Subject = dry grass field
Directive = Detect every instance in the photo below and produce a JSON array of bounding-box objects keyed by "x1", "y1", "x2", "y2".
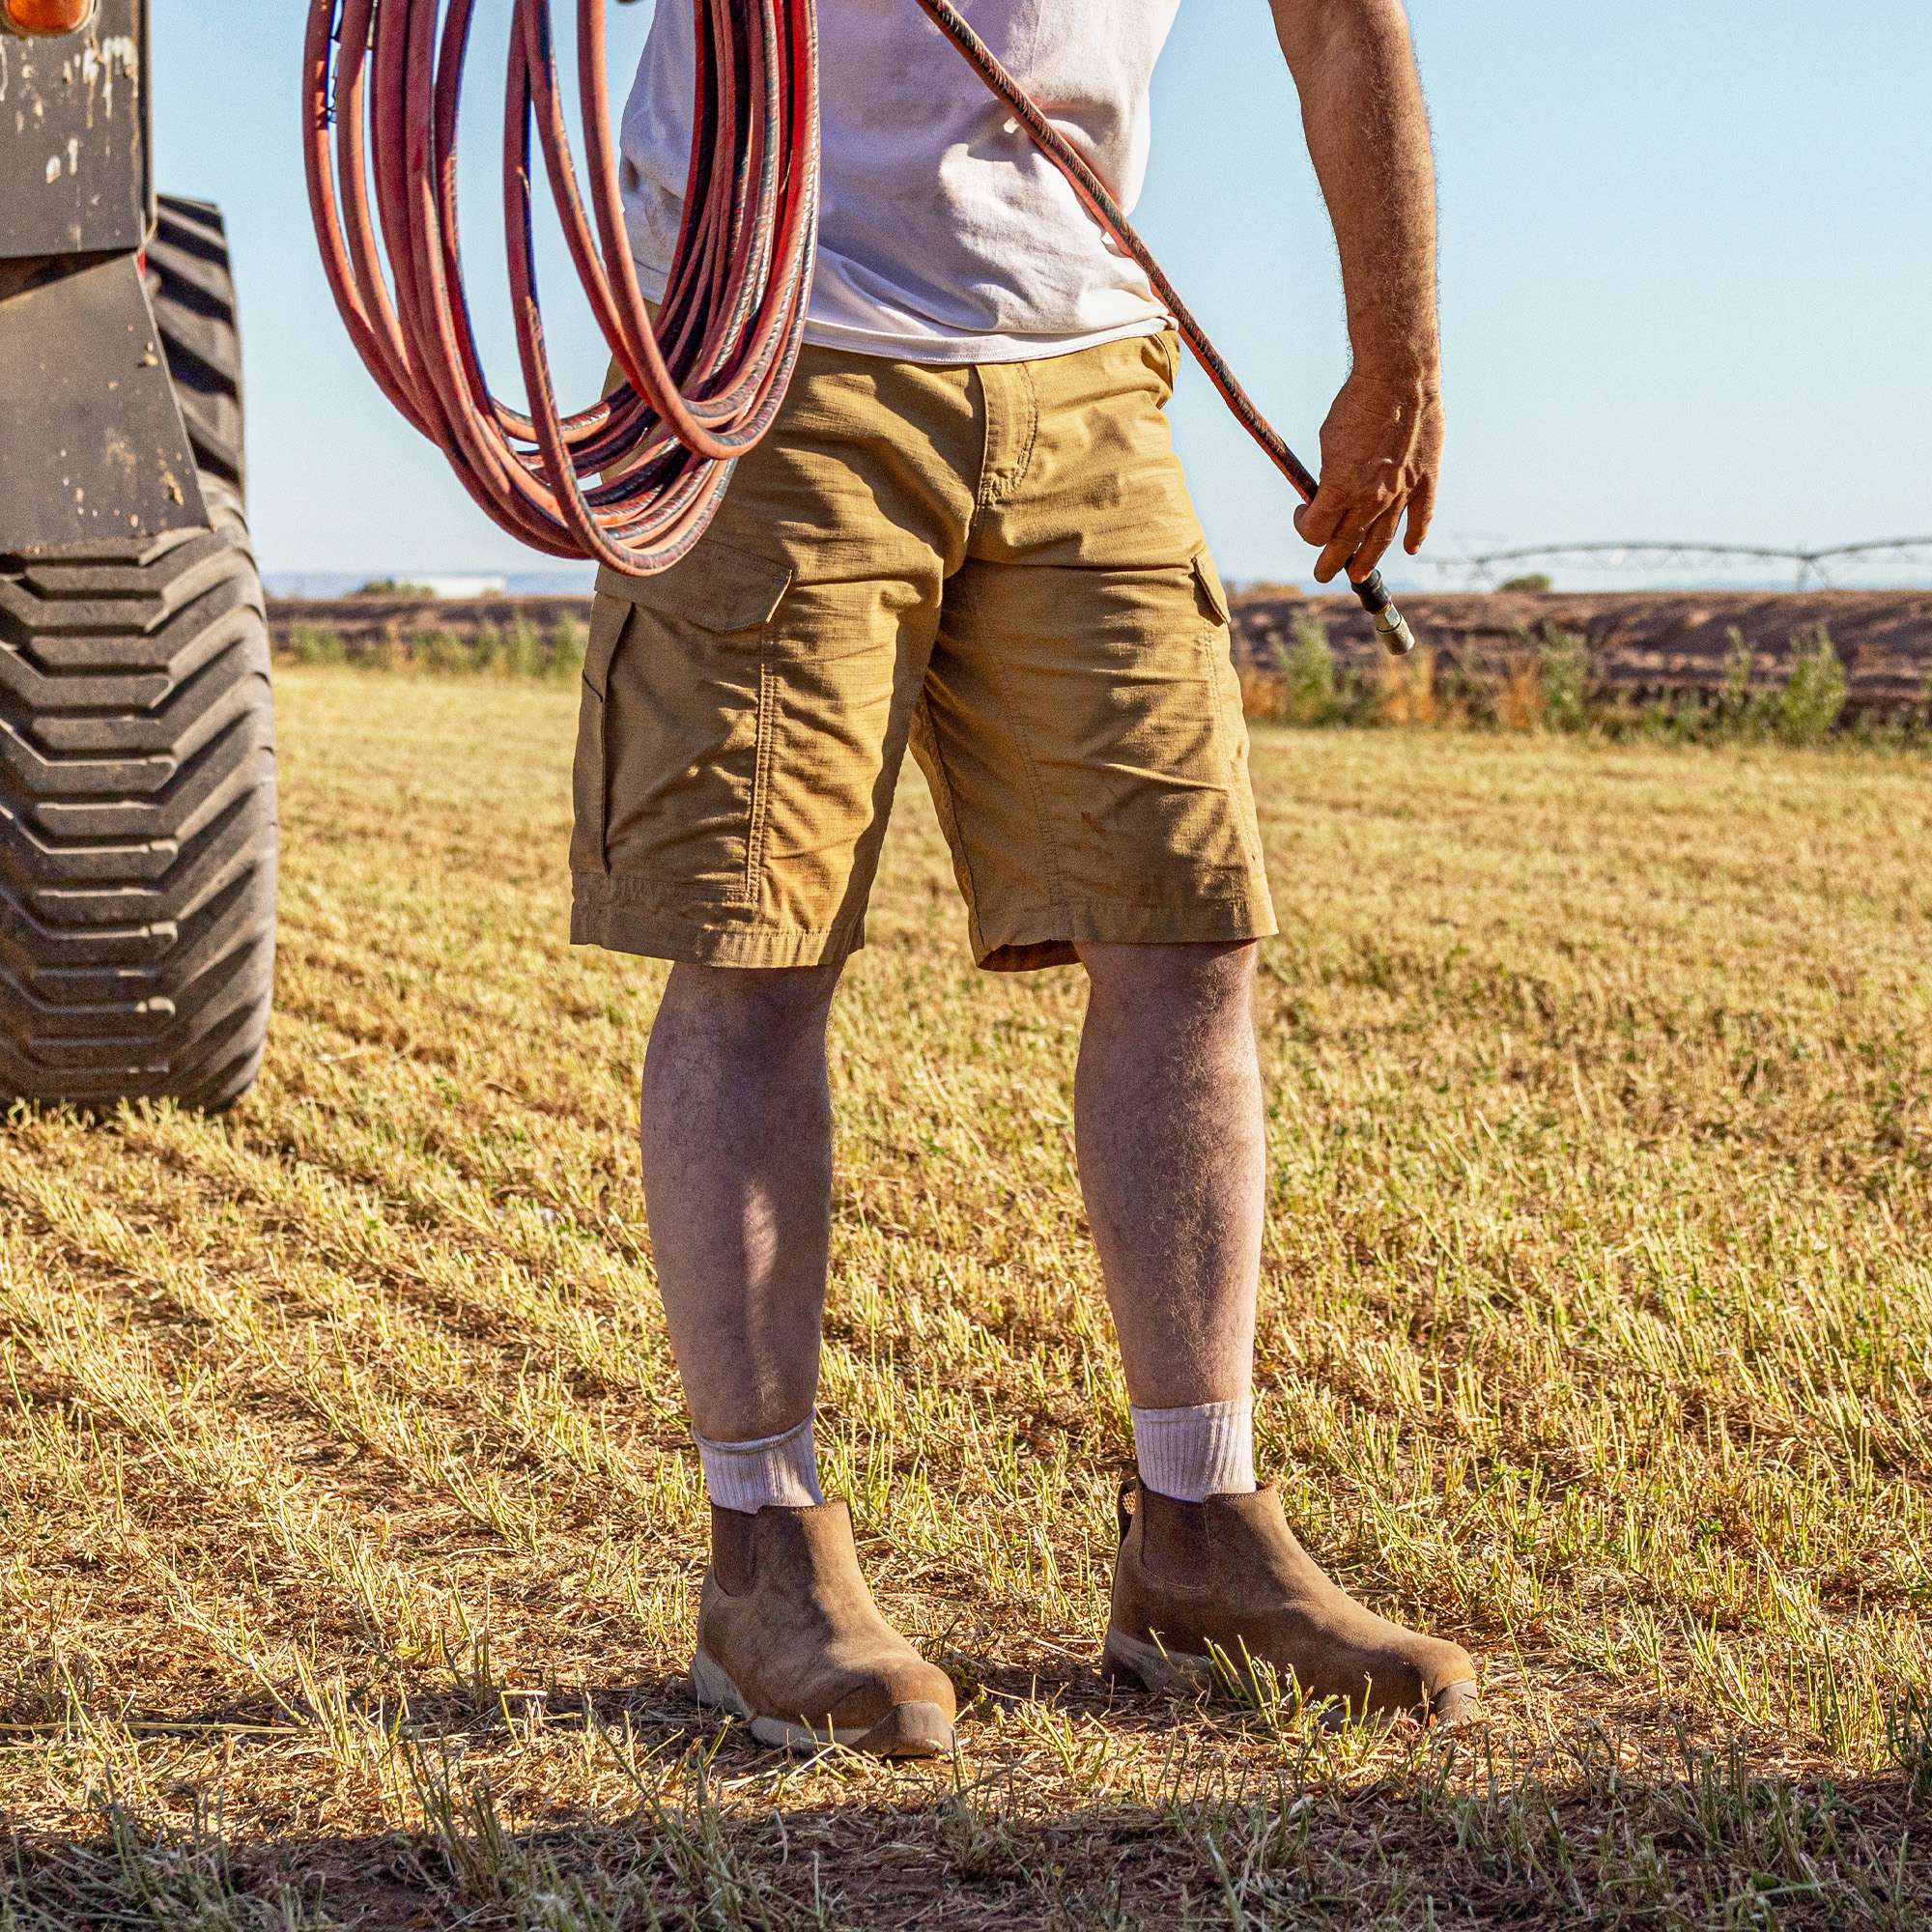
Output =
[{"x1": 5, "y1": 669, "x2": 1930, "y2": 1929}]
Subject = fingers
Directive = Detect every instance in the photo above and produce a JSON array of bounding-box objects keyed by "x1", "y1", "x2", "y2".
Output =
[
  {"x1": 1404, "y1": 471, "x2": 1438, "y2": 554},
  {"x1": 1297, "y1": 470, "x2": 1439, "y2": 582},
  {"x1": 1347, "y1": 497, "x2": 1406, "y2": 582},
  {"x1": 1300, "y1": 479, "x2": 1397, "y2": 582},
  {"x1": 1295, "y1": 480, "x2": 1375, "y2": 582},
  {"x1": 1291, "y1": 498, "x2": 1352, "y2": 580}
]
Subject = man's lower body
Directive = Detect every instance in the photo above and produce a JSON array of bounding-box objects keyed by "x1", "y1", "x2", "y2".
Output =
[{"x1": 571, "y1": 328, "x2": 1477, "y2": 1752}]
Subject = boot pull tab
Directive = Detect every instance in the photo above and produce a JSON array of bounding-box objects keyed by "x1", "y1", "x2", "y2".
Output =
[{"x1": 1115, "y1": 1470, "x2": 1140, "y2": 1546}]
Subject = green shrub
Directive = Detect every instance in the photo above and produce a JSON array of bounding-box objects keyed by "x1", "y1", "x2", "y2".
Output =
[
  {"x1": 1773, "y1": 626, "x2": 1848, "y2": 747},
  {"x1": 1665, "y1": 691, "x2": 1713, "y2": 742},
  {"x1": 1275, "y1": 612, "x2": 1342, "y2": 726},
  {"x1": 1722, "y1": 631, "x2": 1753, "y2": 701},
  {"x1": 414, "y1": 628, "x2": 469, "y2": 674},
  {"x1": 288, "y1": 624, "x2": 346, "y2": 667},
  {"x1": 500, "y1": 619, "x2": 542, "y2": 678},
  {"x1": 544, "y1": 619, "x2": 588, "y2": 680},
  {"x1": 1536, "y1": 625, "x2": 1590, "y2": 732}
]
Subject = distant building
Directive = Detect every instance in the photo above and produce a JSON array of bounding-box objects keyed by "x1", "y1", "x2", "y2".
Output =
[{"x1": 411, "y1": 575, "x2": 508, "y2": 601}]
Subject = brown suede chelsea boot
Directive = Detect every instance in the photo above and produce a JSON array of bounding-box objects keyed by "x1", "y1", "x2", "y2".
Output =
[
  {"x1": 689, "y1": 1499, "x2": 957, "y2": 1756},
  {"x1": 1104, "y1": 1480, "x2": 1479, "y2": 1727}
]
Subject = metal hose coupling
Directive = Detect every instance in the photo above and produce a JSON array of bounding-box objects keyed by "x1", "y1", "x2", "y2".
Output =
[{"x1": 1352, "y1": 570, "x2": 1417, "y2": 657}]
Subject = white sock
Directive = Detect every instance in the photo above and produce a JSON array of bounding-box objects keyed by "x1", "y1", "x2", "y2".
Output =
[
  {"x1": 694, "y1": 1413, "x2": 825, "y2": 1514},
  {"x1": 1131, "y1": 1396, "x2": 1257, "y2": 1504}
]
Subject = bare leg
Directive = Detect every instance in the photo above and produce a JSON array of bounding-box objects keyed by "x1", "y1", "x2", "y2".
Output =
[
  {"x1": 639, "y1": 960, "x2": 843, "y2": 1441},
  {"x1": 646, "y1": 959, "x2": 959, "y2": 1756},
  {"x1": 1081, "y1": 940, "x2": 1480, "y2": 1721},
  {"x1": 1074, "y1": 940, "x2": 1264, "y2": 1408}
]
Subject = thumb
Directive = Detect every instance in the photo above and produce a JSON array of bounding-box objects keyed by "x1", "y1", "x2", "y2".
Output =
[{"x1": 1294, "y1": 480, "x2": 1346, "y2": 548}]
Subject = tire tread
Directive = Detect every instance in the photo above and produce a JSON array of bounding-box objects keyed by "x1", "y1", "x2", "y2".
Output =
[{"x1": 1, "y1": 199, "x2": 274, "y2": 1112}]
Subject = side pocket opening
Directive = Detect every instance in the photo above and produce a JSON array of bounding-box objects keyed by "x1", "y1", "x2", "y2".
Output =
[
  {"x1": 582, "y1": 591, "x2": 631, "y2": 701},
  {"x1": 593, "y1": 536, "x2": 793, "y2": 635},
  {"x1": 571, "y1": 600, "x2": 632, "y2": 875},
  {"x1": 1189, "y1": 548, "x2": 1232, "y2": 631}
]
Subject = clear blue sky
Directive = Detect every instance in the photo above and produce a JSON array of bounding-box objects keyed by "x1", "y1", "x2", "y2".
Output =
[{"x1": 151, "y1": 1, "x2": 1930, "y2": 588}]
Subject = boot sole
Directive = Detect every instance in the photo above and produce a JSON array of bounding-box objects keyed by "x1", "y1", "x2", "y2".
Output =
[
  {"x1": 1102, "y1": 1626, "x2": 1480, "y2": 1729},
  {"x1": 688, "y1": 1648, "x2": 955, "y2": 1757}
]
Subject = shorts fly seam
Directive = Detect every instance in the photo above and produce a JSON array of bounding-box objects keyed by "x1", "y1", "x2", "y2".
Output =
[
  {"x1": 1009, "y1": 359, "x2": 1042, "y2": 497},
  {"x1": 970, "y1": 365, "x2": 998, "y2": 513},
  {"x1": 972, "y1": 359, "x2": 1040, "y2": 512}
]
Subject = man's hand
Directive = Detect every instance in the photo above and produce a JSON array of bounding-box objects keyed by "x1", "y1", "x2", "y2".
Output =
[{"x1": 1293, "y1": 366, "x2": 1443, "y2": 583}]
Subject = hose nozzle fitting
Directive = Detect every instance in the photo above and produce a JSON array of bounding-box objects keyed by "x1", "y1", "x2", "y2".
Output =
[{"x1": 1352, "y1": 569, "x2": 1417, "y2": 657}]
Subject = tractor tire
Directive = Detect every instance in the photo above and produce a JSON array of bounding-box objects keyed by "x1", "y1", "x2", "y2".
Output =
[
  {"x1": 0, "y1": 198, "x2": 276, "y2": 1113},
  {"x1": 148, "y1": 196, "x2": 247, "y2": 505}
]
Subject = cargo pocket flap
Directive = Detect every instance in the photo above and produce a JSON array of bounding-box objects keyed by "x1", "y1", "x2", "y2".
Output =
[
  {"x1": 1189, "y1": 550, "x2": 1232, "y2": 629},
  {"x1": 594, "y1": 538, "x2": 794, "y2": 634}
]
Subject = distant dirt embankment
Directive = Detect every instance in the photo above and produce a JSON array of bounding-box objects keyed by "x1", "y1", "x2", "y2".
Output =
[
  {"x1": 266, "y1": 587, "x2": 1932, "y2": 710},
  {"x1": 1234, "y1": 588, "x2": 1932, "y2": 711},
  {"x1": 270, "y1": 593, "x2": 592, "y2": 646}
]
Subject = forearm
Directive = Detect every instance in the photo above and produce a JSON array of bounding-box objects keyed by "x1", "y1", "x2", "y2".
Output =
[{"x1": 1270, "y1": 0, "x2": 1438, "y2": 383}]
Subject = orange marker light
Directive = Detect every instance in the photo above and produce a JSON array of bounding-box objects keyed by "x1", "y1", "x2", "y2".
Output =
[{"x1": 3, "y1": 0, "x2": 95, "y2": 34}]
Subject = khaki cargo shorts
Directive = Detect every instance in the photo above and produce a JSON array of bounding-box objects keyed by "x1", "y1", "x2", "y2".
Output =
[{"x1": 570, "y1": 327, "x2": 1277, "y2": 972}]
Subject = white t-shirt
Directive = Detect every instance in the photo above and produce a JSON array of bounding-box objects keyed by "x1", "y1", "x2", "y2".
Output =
[{"x1": 619, "y1": 0, "x2": 1180, "y2": 364}]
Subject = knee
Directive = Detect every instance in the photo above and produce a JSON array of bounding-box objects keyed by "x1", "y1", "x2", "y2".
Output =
[
  {"x1": 659, "y1": 960, "x2": 843, "y2": 1046},
  {"x1": 1079, "y1": 940, "x2": 1257, "y2": 1026}
]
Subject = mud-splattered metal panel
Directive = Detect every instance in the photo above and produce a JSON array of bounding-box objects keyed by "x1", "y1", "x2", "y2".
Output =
[
  {"x1": 0, "y1": 251, "x2": 207, "y2": 550},
  {"x1": 0, "y1": 0, "x2": 149, "y2": 260}
]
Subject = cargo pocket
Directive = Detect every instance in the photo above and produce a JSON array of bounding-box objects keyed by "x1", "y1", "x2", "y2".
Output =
[{"x1": 578, "y1": 539, "x2": 794, "y2": 904}]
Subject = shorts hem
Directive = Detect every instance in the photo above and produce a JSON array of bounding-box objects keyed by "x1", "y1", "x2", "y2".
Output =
[
  {"x1": 973, "y1": 895, "x2": 1279, "y2": 973},
  {"x1": 572, "y1": 887, "x2": 867, "y2": 969}
]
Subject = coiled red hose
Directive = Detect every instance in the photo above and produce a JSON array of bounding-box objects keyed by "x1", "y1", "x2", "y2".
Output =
[
  {"x1": 303, "y1": 0, "x2": 1414, "y2": 646},
  {"x1": 302, "y1": 0, "x2": 818, "y2": 573}
]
